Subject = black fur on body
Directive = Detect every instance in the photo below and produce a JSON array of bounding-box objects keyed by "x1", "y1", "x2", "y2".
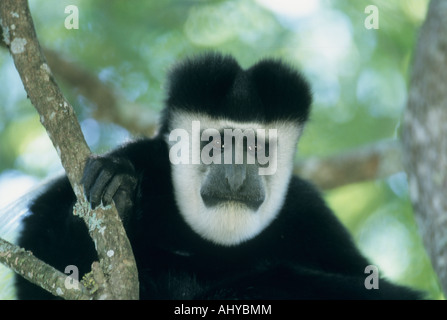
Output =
[{"x1": 16, "y1": 53, "x2": 421, "y2": 299}]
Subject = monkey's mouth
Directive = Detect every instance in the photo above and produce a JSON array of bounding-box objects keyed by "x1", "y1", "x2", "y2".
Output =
[{"x1": 200, "y1": 193, "x2": 264, "y2": 211}]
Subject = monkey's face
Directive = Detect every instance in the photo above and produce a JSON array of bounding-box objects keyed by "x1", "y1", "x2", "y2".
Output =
[{"x1": 165, "y1": 111, "x2": 303, "y2": 246}]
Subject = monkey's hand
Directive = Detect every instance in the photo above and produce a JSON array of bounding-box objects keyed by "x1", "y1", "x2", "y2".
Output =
[{"x1": 82, "y1": 155, "x2": 138, "y2": 222}]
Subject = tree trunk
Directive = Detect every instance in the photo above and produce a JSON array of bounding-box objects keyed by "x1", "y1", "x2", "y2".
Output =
[{"x1": 402, "y1": 0, "x2": 447, "y2": 296}]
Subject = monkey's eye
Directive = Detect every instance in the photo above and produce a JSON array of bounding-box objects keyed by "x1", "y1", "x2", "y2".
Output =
[
  {"x1": 248, "y1": 144, "x2": 257, "y2": 154},
  {"x1": 247, "y1": 144, "x2": 258, "y2": 157},
  {"x1": 214, "y1": 139, "x2": 225, "y2": 150},
  {"x1": 248, "y1": 141, "x2": 264, "y2": 155}
]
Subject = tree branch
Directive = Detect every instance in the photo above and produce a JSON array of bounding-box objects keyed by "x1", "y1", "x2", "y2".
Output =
[
  {"x1": 0, "y1": 0, "x2": 138, "y2": 299},
  {"x1": 295, "y1": 139, "x2": 402, "y2": 190},
  {"x1": 0, "y1": 238, "x2": 90, "y2": 299}
]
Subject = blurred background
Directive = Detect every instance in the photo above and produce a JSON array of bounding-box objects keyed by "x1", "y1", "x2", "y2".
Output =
[{"x1": 0, "y1": 0, "x2": 443, "y2": 299}]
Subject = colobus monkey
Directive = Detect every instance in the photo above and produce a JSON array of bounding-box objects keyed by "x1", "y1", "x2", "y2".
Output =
[{"x1": 15, "y1": 53, "x2": 421, "y2": 299}]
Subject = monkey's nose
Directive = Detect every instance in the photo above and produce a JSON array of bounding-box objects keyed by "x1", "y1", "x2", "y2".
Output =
[{"x1": 224, "y1": 164, "x2": 247, "y2": 192}]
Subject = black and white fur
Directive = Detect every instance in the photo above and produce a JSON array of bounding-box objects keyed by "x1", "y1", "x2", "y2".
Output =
[{"x1": 15, "y1": 53, "x2": 421, "y2": 299}]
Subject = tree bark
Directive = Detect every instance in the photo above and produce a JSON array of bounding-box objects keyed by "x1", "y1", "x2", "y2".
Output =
[
  {"x1": 0, "y1": 0, "x2": 138, "y2": 299},
  {"x1": 0, "y1": 238, "x2": 91, "y2": 299},
  {"x1": 402, "y1": 0, "x2": 447, "y2": 296}
]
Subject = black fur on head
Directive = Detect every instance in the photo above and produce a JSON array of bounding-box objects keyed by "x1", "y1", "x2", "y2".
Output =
[{"x1": 160, "y1": 52, "x2": 312, "y2": 133}]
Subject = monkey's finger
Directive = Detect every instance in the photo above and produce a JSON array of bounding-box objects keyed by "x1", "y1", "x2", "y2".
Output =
[
  {"x1": 82, "y1": 158, "x2": 104, "y2": 196},
  {"x1": 89, "y1": 169, "x2": 114, "y2": 208},
  {"x1": 102, "y1": 175, "x2": 123, "y2": 206}
]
